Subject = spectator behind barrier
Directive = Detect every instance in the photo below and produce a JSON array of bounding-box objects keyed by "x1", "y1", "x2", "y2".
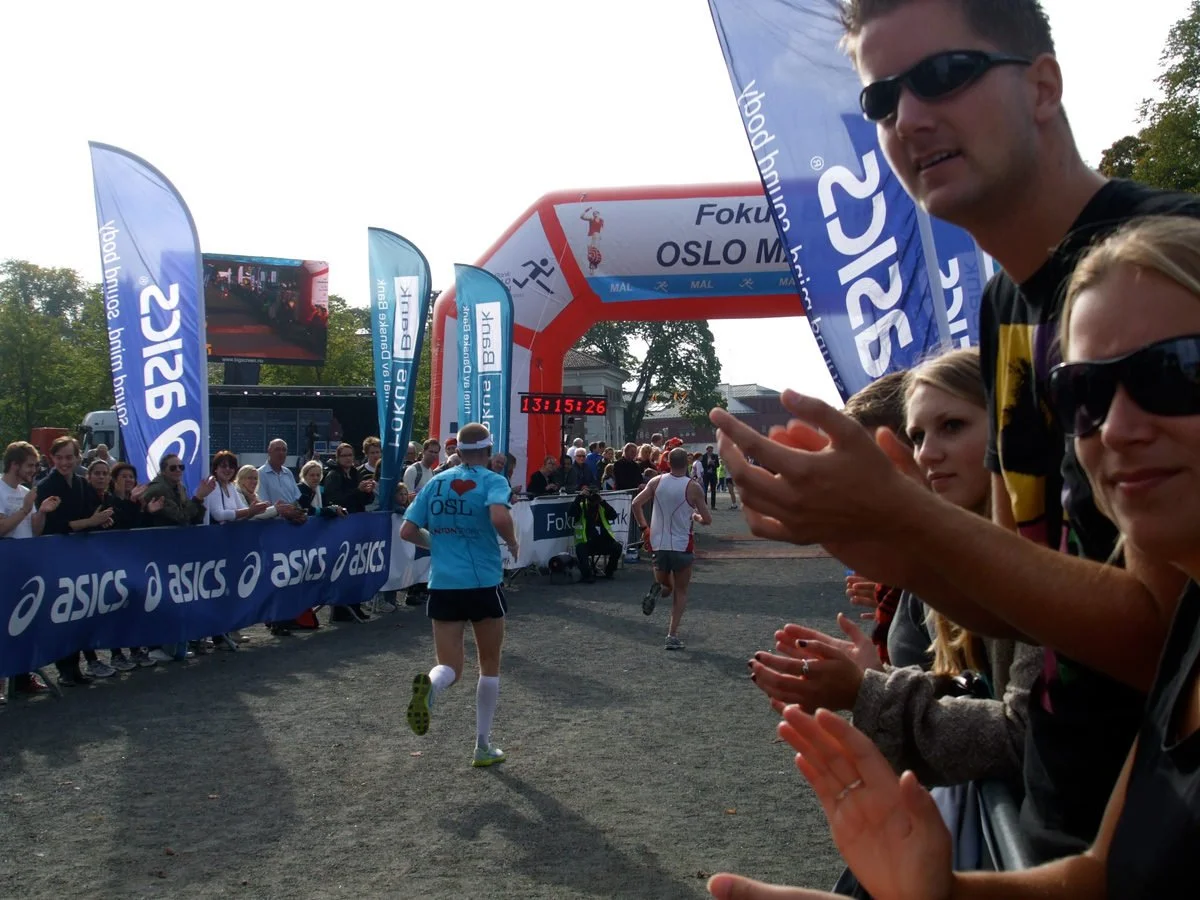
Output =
[
  {"x1": 838, "y1": 370, "x2": 911, "y2": 663},
  {"x1": 323, "y1": 442, "x2": 375, "y2": 515},
  {"x1": 141, "y1": 453, "x2": 212, "y2": 528},
  {"x1": 206, "y1": 450, "x2": 268, "y2": 523},
  {"x1": 527, "y1": 455, "x2": 561, "y2": 497},
  {"x1": 717, "y1": 215, "x2": 1200, "y2": 900},
  {"x1": 102, "y1": 460, "x2": 161, "y2": 668},
  {"x1": 564, "y1": 448, "x2": 596, "y2": 492},
  {"x1": 750, "y1": 349, "x2": 1039, "y2": 880},
  {"x1": 299, "y1": 460, "x2": 345, "y2": 518},
  {"x1": 256, "y1": 439, "x2": 306, "y2": 524},
  {"x1": 403, "y1": 439, "x2": 440, "y2": 494},
  {"x1": 104, "y1": 461, "x2": 161, "y2": 530},
  {"x1": 236, "y1": 466, "x2": 280, "y2": 521},
  {"x1": 359, "y1": 436, "x2": 382, "y2": 512},
  {"x1": 392, "y1": 482, "x2": 410, "y2": 515},
  {"x1": 613, "y1": 443, "x2": 644, "y2": 491},
  {"x1": 0, "y1": 440, "x2": 60, "y2": 697}
]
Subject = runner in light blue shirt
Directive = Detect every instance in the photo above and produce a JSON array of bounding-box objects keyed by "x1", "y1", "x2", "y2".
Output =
[
  {"x1": 400, "y1": 423, "x2": 519, "y2": 768},
  {"x1": 403, "y1": 458, "x2": 512, "y2": 590}
]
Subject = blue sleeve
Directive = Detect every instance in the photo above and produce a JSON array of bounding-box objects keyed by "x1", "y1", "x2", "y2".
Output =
[
  {"x1": 405, "y1": 485, "x2": 430, "y2": 527},
  {"x1": 256, "y1": 466, "x2": 277, "y2": 502},
  {"x1": 486, "y1": 473, "x2": 512, "y2": 508}
]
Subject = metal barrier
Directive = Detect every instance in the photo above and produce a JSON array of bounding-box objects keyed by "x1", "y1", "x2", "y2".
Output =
[{"x1": 976, "y1": 779, "x2": 1037, "y2": 872}]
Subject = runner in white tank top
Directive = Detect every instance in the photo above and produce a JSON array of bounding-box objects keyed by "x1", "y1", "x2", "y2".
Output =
[
  {"x1": 650, "y1": 472, "x2": 697, "y2": 553},
  {"x1": 632, "y1": 447, "x2": 712, "y2": 650}
]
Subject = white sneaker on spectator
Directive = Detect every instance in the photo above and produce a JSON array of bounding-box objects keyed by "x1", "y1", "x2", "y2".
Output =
[
  {"x1": 147, "y1": 648, "x2": 173, "y2": 663},
  {"x1": 109, "y1": 652, "x2": 136, "y2": 672}
]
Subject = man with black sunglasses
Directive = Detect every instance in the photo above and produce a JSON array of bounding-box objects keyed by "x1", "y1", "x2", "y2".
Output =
[{"x1": 713, "y1": 0, "x2": 1200, "y2": 867}]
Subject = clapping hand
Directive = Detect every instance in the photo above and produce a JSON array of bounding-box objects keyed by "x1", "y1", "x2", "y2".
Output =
[
  {"x1": 775, "y1": 615, "x2": 883, "y2": 673},
  {"x1": 846, "y1": 575, "x2": 879, "y2": 619},
  {"x1": 711, "y1": 393, "x2": 930, "y2": 588},
  {"x1": 777, "y1": 707, "x2": 954, "y2": 900},
  {"x1": 708, "y1": 708, "x2": 954, "y2": 900},
  {"x1": 749, "y1": 615, "x2": 880, "y2": 715}
]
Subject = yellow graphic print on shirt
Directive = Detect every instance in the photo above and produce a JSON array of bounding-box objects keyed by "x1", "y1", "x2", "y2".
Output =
[{"x1": 993, "y1": 322, "x2": 1062, "y2": 549}]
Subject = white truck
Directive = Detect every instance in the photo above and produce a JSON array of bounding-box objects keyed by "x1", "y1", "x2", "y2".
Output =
[{"x1": 79, "y1": 409, "x2": 122, "y2": 461}]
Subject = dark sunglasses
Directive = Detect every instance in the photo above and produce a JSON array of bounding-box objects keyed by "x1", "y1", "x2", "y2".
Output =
[
  {"x1": 860, "y1": 49, "x2": 1031, "y2": 122},
  {"x1": 1047, "y1": 335, "x2": 1200, "y2": 438},
  {"x1": 166, "y1": 463, "x2": 186, "y2": 473}
]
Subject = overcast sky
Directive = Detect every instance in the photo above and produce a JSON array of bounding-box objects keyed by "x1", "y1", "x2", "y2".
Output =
[{"x1": 0, "y1": 0, "x2": 1190, "y2": 405}]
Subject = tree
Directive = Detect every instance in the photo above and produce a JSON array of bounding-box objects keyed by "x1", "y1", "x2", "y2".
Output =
[
  {"x1": 1099, "y1": 1, "x2": 1200, "y2": 192},
  {"x1": 1098, "y1": 134, "x2": 1149, "y2": 179},
  {"x1": 0, "y1": 260, "x2": 113, "y2": 444},
  {"x1": 258, "y1": 295, "x2": 373, "y2": 387},
  {"x1": 574, "y1": 319, "x2": 725, "y2": 438}
]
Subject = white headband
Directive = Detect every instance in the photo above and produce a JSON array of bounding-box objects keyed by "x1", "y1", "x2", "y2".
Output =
[{"x1": 457, "y1": 435, "x2": 493, "y2": 450}]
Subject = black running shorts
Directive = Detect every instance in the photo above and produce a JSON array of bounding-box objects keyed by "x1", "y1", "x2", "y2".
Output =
[{"x1": 426, "y1": 585, "x2": 507, "y2": 622}]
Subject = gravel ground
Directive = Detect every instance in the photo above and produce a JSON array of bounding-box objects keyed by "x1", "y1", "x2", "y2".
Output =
[{"x1": 0, "y1": 508, "x2": 850, "y2": 899}]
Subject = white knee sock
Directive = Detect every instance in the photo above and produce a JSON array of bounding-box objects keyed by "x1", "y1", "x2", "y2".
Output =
[
  {"x1": 476, "y1": 675, "x2": 500, "y2": 748},
  {"x1": 429, "y1": 664, "x2": 457, "y2": 697}
]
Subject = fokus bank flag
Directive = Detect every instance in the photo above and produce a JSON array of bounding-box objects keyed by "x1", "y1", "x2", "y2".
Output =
[
  {"x1": 89, "y1": 142, "x2": 209, "y2": 496},
  {"x1": 454, "y1": 264, "x2": 514, "y2": 455},
  {"x1": 708, "y1": 0, "x2": 990, "y2": 400},
  {"x1": 368, "y1": 228, "x2": 432, "y2": 511}
]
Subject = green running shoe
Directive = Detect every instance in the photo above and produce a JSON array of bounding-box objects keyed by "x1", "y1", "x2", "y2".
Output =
[
  {"x1": 406, "y1": 673, "x2": 433, "y2": 736},
  {"x1": 471, "y1": 743, "x2": 507, "y2": 767}
]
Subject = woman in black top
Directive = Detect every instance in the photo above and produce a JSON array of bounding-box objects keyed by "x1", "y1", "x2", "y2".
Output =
[
  {"x1": 298, "y1": 460, "x2": 345, "y2": 518},
  {"x1": 321, "y1": 443, "x2": 373, "y2": 622},
  {"x1": 705, "y1": 218, "x2": 1200, "y2": 899},
  {"x1": 37, "y1": 437, "x2": 116, "y2": 684},
  {"x1": 322, "y1": 442, "x2": 375, "y2": 514},
  {"x1": 103, "y1": 462, "x2": 161, "y2": 530},
  {"x1": 102, "y1": 462, "x2": 162, "y2": 668}
]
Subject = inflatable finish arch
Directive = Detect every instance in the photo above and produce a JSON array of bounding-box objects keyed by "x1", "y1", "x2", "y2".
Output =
[{"x1": 431, "y1": 183, "x2": 803, "y2": 487}]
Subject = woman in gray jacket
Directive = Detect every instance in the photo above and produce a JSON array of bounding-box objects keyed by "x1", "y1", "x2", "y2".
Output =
[
  {"x1": 141, "y1": 453, "x2": 214, "y2": 527},
  {"x1": 750, "y1": 349, "x2": 1038, "y2": 792}
]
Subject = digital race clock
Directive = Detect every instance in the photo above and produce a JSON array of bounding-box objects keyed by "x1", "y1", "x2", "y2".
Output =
[{"x1": 519, "y1": 393, "x2": 608, "y2": 415}]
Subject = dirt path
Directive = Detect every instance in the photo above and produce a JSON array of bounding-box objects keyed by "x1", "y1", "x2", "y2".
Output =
[{"x1": 0, "y1": 508, "x2": 848, "y2": 899}]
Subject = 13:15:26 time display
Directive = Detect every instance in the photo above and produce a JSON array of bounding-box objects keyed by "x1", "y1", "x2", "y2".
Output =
[{"x1": 520, "y1": 393, "x2": 608, "y2": 415}]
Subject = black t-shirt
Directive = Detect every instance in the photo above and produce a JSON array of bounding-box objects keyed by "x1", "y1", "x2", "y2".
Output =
[
  {"x1": 612, "y1": 458, "x2": 644, "y2": 491},
  {"x1": 37, "y1": 470, "x2": 98, "y2": 535},
  {"x1": 978, "y1": 179, "x2": 1200, "y2": 860},
  {"x1": 526, "y1": 470, "x2": 553, "y2": 497},
  {"x1": 1107, "y1": 580, "x2": 1200, "y2": 897},
  {"x1": 323, "y1": 467, "x2": 368, "y2": 514}
]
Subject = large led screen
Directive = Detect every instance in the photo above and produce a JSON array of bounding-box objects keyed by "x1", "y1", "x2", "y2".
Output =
[{"x1": 203, "y1": 254, "x2": 329, "y2": 364}]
